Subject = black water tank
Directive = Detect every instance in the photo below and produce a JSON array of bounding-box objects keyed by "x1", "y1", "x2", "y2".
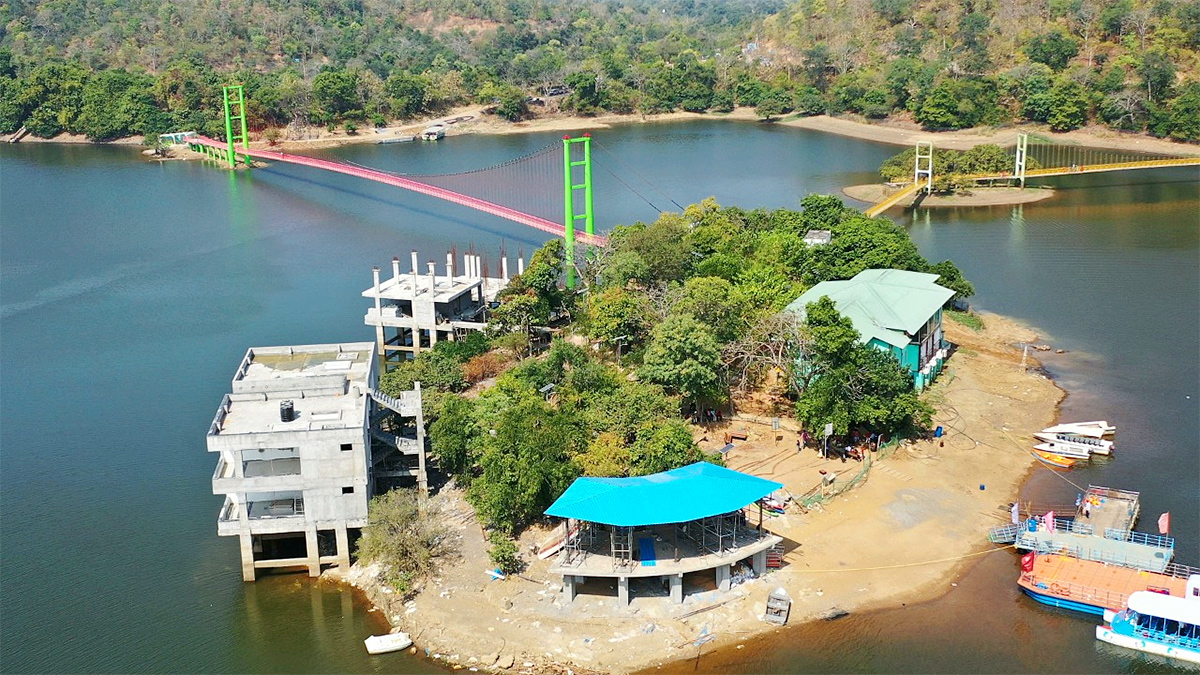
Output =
[{"x1": 280, "y1": 400, "x2": 295, "y2": 422}]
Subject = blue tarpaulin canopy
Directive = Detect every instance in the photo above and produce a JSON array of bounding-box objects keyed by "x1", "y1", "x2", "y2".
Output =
[{"x1": 545, "y1": 462, "x2": 784, "y2": 527}]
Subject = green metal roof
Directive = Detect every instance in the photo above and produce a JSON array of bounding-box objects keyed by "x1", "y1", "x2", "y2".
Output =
[{"x1": 784, "y1": 269, "x2": 954, "y2": 349}]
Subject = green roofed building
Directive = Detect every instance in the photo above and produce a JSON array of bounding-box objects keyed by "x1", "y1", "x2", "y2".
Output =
[{"x1": 785, "y1": 269, "x2": 955, "y2": 390}]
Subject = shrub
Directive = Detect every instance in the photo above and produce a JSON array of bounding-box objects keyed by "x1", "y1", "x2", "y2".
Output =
[
  {"x1": 487, "y1": 531, "x2": 524, "y2": 575},
  {"x1": 463, "y1": 352, "x2": 506, "y2": 383},
  {"x1": 356, "y1": 489, "x2": 454, "y2": 595}
]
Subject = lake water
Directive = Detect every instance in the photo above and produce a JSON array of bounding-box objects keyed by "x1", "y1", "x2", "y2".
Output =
[{"x1": 1, "y1": 122, "x2": 1196, "y2": 673}]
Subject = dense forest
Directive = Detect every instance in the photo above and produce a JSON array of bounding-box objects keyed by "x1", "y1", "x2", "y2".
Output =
[{"x1": 1, "y1": 0, "x2": 1198, "y2": 141}]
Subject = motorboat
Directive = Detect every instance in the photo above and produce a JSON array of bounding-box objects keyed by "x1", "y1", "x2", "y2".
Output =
[
  {"x1": 1095, "y1": 583, "x2": 1200, "y2": 664},
  {"x1": 1033, "y1": 441, "x2": 1091, "y2": 461},
  {"x1": 1034, "y1": 432, "x2": 1113, "y2": 456},
  {"x1": 1043, "y1": 421, "x2": 1115, "y2": 438},
  {"x1": 421, "y1": 125, "x2": 445, "y2": 141},
  {"x1": 365, "y1": 632, "x2": 413, "y2": 655},
  {"x1": 1033, "y1": 448, "x2": 1079, "y2": 468}
]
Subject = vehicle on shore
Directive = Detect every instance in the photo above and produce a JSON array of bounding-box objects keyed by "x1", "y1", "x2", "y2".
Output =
[{"x1": 1096, "y1": 582, "x2": 1200, "y2": 665}]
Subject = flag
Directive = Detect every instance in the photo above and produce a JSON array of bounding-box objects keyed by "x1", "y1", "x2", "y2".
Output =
[
  {"x1": 1021, "y1": 553, "x2": 1035, "y2": 573},
  {"x1": 1044, "y1": 510, "x2": 1055, "y2": 532},
  {"x1": 1158, "y1": 512, "x2": 1170, "y2": 535},
  {"x1": 1011, "y1": 502, "x2": 1020, "y2": 525}
]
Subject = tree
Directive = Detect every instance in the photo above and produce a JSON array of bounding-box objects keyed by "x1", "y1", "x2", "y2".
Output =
[
  {"x1": 794, "y1": 299, "x2": 932, "y2": 435},
  {"x1": 430, "y1": 395, "x2": 480, "y2": 476},
  {"x1": 356, "y1": 489, "x2": 454, "y2": 594},
  {"x1": 929, "y1": 260, "x2": 975, "y2": 304},
  {"x1": 1138, "y1": 51, "x2": 1175, "y2": 103},
  {"x1": 385, "y1": 70, "x2": 428, "y2": 118},
  {"x1": 639, "y1": 313, "x2": 723, "y2": 404},
  {"x1": 809, "y1": 215, "x2": 926, "y2": 283},
  {"x1": 312, "y1": 68, "x2": 360, "y2": 117},
  {"x1": 1045, "y1": 78, "x2": 1089, "y2": 131},
  {"x1": 586, "y1": 287, "x2": 650, "y2": 350},
  {"x1": 630, "y1": 419, "x2": 707, "y2": 475},
  {"x1": 675, "y1": 276, "x2": 749, "y2": 342},
  {"x1": 1025, "y1": 29, "x2": 1080, "y2": 71},
  {"x1": 755, "y1": 89, "x2": 790, "y2": 120}
]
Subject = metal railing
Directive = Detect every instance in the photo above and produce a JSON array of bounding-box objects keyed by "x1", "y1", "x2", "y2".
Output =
[
  {"x1": 1105, "y1": 528, "x2": 1174, "y2": 550},
  {"x1": 1024, "y1": 573, "x2": 1128, "y2": 610}
]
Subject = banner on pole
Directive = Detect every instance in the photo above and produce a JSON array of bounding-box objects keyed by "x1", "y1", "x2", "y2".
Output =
[{"x1": 1158, "y1": 512, "x2": 1170, "y2": 535}]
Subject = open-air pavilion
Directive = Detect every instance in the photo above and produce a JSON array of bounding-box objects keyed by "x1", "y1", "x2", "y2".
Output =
[{"x1": 545, "y1": 462, "x2": 784, "y2": 606}]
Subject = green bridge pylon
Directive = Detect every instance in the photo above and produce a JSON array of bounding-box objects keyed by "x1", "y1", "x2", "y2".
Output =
[
  {"x1": 562, "y1": 134, "x2": 594, "y2": 289},
  {"x1": 222, "y1": 84, "x2": 249, "y2": 169}
]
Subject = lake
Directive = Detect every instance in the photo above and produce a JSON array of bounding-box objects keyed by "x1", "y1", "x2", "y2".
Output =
[{"x1": 1, "y1": 122, "x2": 1196, "y2": 673}]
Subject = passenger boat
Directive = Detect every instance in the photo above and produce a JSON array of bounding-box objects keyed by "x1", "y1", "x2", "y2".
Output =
[
  {"x1": 1017, "y1": 553, "x2": 1193, "y2": 616},
  {"x1": 1033, "y1": 441, "x2": 1091, "y2": 461},
  {"x1": 536, "y1": 520, "x2": 580, "y2": 559},
  {"x1": 1096, "y1": 581, "x2": 1200, "y2": 665},
  {"x1": 421, "y1": 125, "x2": 445, "y2": 141},
  {"x1": 1032, "y1": 448, "x2": 1079, "y2": 468},
  {"x1": 1033, "y1": 432, "x2": 1114, "y2": 456},
  {"x1": 364, "y1": 632, "x2": 413, "y2": 655},
  {"x1": 1043, "y1": 421, "x2": 1115, "y2": 438}
]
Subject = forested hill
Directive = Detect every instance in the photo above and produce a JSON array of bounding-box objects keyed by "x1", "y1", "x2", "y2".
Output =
[{"x1": 1, "y1": 0, "x2": 1197, "y2": 143}]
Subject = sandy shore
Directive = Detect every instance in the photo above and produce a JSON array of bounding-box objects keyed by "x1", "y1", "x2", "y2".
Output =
[
  {"x1": 340, "y1": 312, "x2": 1065, "y2": 674},
  {"x1": 14, "y1": 106, "x2": 1196, "y2": 158},
  {"x1": 843, "y1": 184, "x2": 1057, "y2": 208}
]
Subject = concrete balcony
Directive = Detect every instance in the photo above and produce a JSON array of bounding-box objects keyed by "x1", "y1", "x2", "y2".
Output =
[
  {"x1": 212, "y1": 457, "x2": 305, "y2": 495},
  {"x1": 217, "y1": 493, "x2": 307, "y2": 536}
]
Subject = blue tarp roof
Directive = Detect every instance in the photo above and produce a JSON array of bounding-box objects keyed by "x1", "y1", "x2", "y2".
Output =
[{"x1": 544, "y1": 462, "x2": 784, "y2": 527}]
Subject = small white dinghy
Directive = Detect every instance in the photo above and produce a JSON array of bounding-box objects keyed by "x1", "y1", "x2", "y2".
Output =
[
  {"x1": 365, "y1": 632, "x2": 413, "y2": 655},
  {"x1": 1042, "y1": 421, "x2": 1115, "y2": 438},
  {"x1": 1034, "y1": 431, "x2": 1114, "y2": 456}
]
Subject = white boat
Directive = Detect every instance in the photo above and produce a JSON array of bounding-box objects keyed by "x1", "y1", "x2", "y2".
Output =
[
  {"x1": 1034, "y1": 432, "x2": 1113, "y2": 456},
  {"x1": 364, "y1": 632, "x2": 413, "y2": 655},
  {"x1": 1033, "y1": 441, "x2": 1091, "y2": 460},
  {"x1": 1043, "y1": 421, "x2": 1115, "y2": 438},
  {"x1": 1095, "y1": 581, "x2": 1200, "y2": 665},
  {"x1": 421, "y1": 125, "x2": 445, "y2": 141}
]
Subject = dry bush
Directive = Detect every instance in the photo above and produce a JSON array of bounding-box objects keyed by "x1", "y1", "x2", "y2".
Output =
[{"x1": 463, "y1": 352, "x2": 507, "y2": 383}]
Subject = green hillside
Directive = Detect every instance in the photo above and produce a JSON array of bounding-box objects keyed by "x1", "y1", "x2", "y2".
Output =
[{"x1": 0, "y1": 0, "x2": 1196, "y2": 142}]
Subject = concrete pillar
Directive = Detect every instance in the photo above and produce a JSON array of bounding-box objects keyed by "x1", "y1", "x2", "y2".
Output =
[
  {"x1": 239, "y1": 534, "x2": 256, "y2": 582},
  {"x1": 562, "y1": 575, "x2": 577, "y2": 603},
  {"x1": 415, "y1": 381, "x2": 428, "y2": 495},
  {"x1": 305, "y1": 527, "x2": 320, "y2": 577},
  {"x1": 517, "y1": 256, "x2": 525, "y2": 275},
  {"x1": 446, "y1": 252, "x2": 454, "y2": 279},
  {"x1": 752, "y1": 549, "x2": 767, "y2": 576},
  {"x1": 335, "y1": 526, "x2": 350, "y2": 570},
  {"x1": 391, "y1": 256, "x2": 401, "y2": 281},
  {"x1": 716, "y1": 564, "x2": 731, "y2": 592},
  {"x1": 670, "y1": 574, "x2": 683, "y2": 604},
  {"x1": 372, "y1": 266, "x2": 385, "y2": 365},
  {"x1": 618, "y1": 576, "x2": 630, "y2": 606},
  {"x1": 501, "y1": 256, "x2": 509, "y2": 281}
]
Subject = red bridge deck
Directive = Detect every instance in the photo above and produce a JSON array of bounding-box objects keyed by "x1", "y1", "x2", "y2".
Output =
[{"x1": 190, "y1": 136, "x2": 607, "y2": 247}]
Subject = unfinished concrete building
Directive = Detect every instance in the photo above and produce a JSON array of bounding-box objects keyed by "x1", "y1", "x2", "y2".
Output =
[
  {"x1": 363, "y1": 250, "x2": 520, "y2": 370},
  {"x1": 207, "y1": 342, "x2": 426, "y2": 581}
]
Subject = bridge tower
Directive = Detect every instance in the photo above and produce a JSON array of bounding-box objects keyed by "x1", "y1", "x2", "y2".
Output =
[
  {"x1": 562, "y1": 135, "x2": 594, "y2": 289},
  {"x1": 1014, "y1": 133, "x2": 1029, "y2": 188},
  {"x1": 222, "y1": 85, "x2": 249, "y2": 169},
  {"x1": 914, "y1": 141, "x2": 933, "y2": 194}
]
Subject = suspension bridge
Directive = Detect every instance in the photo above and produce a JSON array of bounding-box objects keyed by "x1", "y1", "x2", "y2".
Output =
[{"x1": 864, "y1": 134, "x2": 1200, "y2": 217}]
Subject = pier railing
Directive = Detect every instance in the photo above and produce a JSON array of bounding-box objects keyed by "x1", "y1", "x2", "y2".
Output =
[
  {"x1": 1104, "y1": 528, "x2": 1174, "y2": 550},
  {"x1": 1024, "y1": 573, "x2": 1128, "y2": 611}
]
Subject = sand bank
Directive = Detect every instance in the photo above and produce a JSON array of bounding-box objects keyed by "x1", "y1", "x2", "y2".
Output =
[
  {"x1": 341, "y1": 312, "x2": 1065, "y2": 674},
  {"x1": 843, "y1": 184, "x2": 1057, "y2": 208}
]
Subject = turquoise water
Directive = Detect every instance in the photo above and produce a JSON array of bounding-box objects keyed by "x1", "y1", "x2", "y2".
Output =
[{"x1": 1, "y1": 124, "x2": 1196, "y2": 673}]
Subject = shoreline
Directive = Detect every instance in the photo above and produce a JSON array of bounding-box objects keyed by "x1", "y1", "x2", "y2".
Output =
[
  {"x1": 10, "y1": 107, "x2": 1199, "y2": 158},
  {"x1": 339, "y1": 311, "x2": 1067, "y2": 674}
]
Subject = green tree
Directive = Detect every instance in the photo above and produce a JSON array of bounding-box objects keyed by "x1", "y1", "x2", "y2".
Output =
[
  {"x1": 312, "y1": 68, "x2": 360, "y2": 117},
  {"x1": 586, "y1": 287, "x2": 650, "y2": 350},
  {"x1": 639, "y1": 313, "x2": 723, "y2": 404},
  {"x1": 1045, "y1": 78, "x2": 1089, "y2": 131},
  {"x1": 385, "y1": 70, "x2": 428, "y2": 118},
  {"x1": 630, "y1": 418, "x2": 707, "y2": 475},
  {"x1": 1025, "y1": 29, "x2": 1080, "y2": 71},
  {"x1": 929, "y1": 260, "x2": 975, "y2": 304},
  {"x1": 675, "y1": 276, "x2": 750, "y2": 342},
  {"x1": 430, "y1": 395, "x2": 480, "y2": 476}
]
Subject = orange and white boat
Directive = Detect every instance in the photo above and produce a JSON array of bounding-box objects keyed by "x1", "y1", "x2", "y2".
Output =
[{"x1": 1032, "y1": 449, "x2": 1078, "y2": 468}]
